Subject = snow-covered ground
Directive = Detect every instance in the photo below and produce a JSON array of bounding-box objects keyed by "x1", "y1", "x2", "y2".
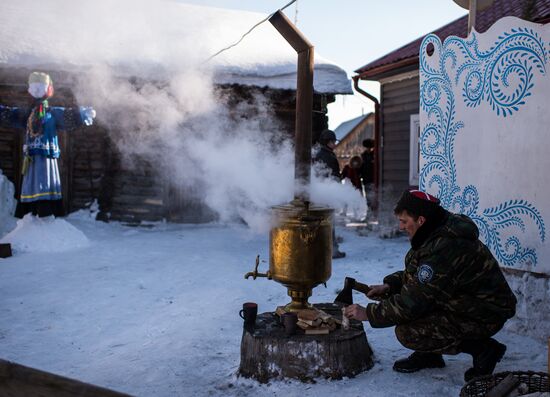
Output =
[{"x1": 0, "y1": 213, "x2": 547, "y2": 397}]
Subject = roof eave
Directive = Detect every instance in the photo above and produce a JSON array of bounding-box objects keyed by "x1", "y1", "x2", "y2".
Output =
[{"x1": 355, "y1": 57, "x2": 419, "y2": 81}]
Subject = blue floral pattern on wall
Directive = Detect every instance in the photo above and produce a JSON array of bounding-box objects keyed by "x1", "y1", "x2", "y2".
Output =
[{"x1": 419, "y1": 27, "x2": 547, "y2": 267}]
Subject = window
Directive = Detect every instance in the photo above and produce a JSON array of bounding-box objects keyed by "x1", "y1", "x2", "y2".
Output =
[{"x1": 409, "y1": 114, "x2": 420, "y2": 186}]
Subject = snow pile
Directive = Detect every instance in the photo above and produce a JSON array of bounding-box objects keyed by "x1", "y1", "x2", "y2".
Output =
[
  {"x1": 0, "y1": 170, "x2": 17, "y2": 237},
  {"x1": 0, "y1": 0, "x2": 351, "y2": 94},
  {"x1": 506, "y1": 273, "x2": 550, "y2": 342},
  {"x1": 0, "y1": 214, "x2": 90, "y2": 253}
]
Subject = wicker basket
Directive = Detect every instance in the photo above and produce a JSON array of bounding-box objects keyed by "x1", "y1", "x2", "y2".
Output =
[{"x1": 460, "y1": 371, "x2": 550, "y2": 397}]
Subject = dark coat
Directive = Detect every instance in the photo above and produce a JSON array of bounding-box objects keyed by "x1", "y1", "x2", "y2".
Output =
[
  {"x1": 360, "y1": 149, "x2": 374, "y2": 184},
  {"x1": 314, "y1": 145, "x2": 340, "y2": 180},
  {"x1": 366, "y1": 212, "x2": 517, "y2": 328},
  {"x1": 341, "y1": 165, "x2": 362, "y2": 191}
]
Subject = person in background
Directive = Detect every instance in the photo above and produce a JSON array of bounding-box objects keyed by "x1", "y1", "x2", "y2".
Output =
[
  {"x1": 341, "y1": 155, "x2": 363, "y2": 192},
  {"x1": 344, "y1": 189, "x2": 517, "y2": 381},
  {"x1": 0, "y1": 72, "x2": 96, "y2": 218},
  {"x1": 314, "y1": 129, "x2": 345, "y2": 259},
  {"x1": 341, "y1": 155, "x2": 364, "y2": 220},
  {"x1": 360, "y1": 138, "x2": 375, "y2": 217}
]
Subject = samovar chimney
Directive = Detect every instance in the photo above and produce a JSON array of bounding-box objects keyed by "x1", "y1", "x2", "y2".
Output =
[
  {"x1": 244, "y1": 10, "x2": 334, "y2": 311},
  {"x1": 269, "y1": 10, "x2": 313, "y2": 201}
]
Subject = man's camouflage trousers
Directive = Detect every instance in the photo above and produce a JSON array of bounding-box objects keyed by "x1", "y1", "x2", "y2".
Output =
[{"x1": 395, "y1": 311, "x2": 505, "y2": 354}]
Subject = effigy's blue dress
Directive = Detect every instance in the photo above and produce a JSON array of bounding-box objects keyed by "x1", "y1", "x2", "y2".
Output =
[{"x1": 0, "y1": 102, "x2": 95, "y2": 217}]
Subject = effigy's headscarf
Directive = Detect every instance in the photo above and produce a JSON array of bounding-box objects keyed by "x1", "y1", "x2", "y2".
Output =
[{"x1": 27, "y1": 72, "x2": 54, "y2": 138}]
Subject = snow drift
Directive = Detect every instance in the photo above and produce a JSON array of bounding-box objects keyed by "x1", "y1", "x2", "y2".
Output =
[{"x1": 0, "y1": 214, "x2": 90, "y2": 253}]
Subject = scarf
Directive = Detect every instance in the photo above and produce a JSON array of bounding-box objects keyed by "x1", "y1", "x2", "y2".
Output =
[{"x1": 27, "y1": 99, "x2": 49, "y2": 138}]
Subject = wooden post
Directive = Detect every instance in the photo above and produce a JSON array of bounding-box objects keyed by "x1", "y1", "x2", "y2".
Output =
[{"x1": 239, "y1": 303, "x2": 373, "y2": 382}]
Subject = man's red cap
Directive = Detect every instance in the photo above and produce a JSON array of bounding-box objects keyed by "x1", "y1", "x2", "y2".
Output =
[
  {"x1": 394, "y1": 189, "x2": 442, "y2": 218},
  {"x1": 408, "y1": 189, "x2": 440, "y2": 203}
]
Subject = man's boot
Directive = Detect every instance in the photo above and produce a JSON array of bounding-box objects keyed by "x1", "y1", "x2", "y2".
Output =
[
  {"x1": 461, "y1": 338, "x2": 507, "y2": 382},
  {"x1": 393, "y1": 351, "x2": 446, "y2": 373}
]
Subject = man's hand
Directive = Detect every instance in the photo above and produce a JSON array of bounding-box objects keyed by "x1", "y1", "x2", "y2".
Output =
[
  {"x1": 344, "y1": 304, "x2": 368, "y2": 321},
  {"x1": 366, "y1": 283, "x2": 390, "y2": 301}
]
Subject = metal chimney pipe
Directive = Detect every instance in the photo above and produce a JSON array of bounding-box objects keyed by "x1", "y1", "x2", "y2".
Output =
[
  {"x1": 468, "y1": 0, "x2": 477, "y2": 34},
  {"x1": 269, "y1": 10, "x2": 314, "y2": 202}
]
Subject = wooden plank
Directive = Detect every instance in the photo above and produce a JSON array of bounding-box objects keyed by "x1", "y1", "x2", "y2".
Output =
[
  {"x1": 108, "y1": 211, "x2": 165, "y2": 223},
  {"x1": 383, "y1": 161, "x2": 410, "y2": 170},
  {"x1": 383, "y1": 149, "x2": 410, "y2": 158},
  {"x1": 382, "y1": 84, "x2": 419, "y2": 100},
  {"x1": 382, "y1": 169, "x2": 410, "y2": 179},
  {"x1": 383, "y1": 127, "x2": 411, "y2": 138},
  {"x1": 112, "y1": 195, "x2": 164, "y2": 206},
  {"x1": 383, "y1": 140, "x2": 409, "y2": 149},
  {"x1": 383, "y1": 175, "x2": 409, "y2": 186},
  {"x1": 383, "y1": 74, "x2": 419, "y2": 87},
  {"x1": 382, "y1": 149, "x2": 409, "y2": 158},
  {"x1": 0, "y1": 359, "x2": 133, "y2": 397},
  {"x1": 382, "y1": 77, "x2": 419, "y2": 94},
  {"x1": 383, "y1": 94, "x2": 420, "y2": 108},
  {"x1": 383, "y1": 102, "x2": 419, "y2": 114},
  {"x1": 384, "y1": 118, "x2": 414, "y2": 129}
]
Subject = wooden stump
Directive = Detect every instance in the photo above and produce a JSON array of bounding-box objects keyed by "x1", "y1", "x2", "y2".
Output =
[{"x1": 239, "y1": 303, "x2": 373, "y2": 383}]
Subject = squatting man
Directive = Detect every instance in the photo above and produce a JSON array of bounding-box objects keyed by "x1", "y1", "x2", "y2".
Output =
[{"x1": 344, "y1": 189, "x2": 517, "y2": 382}]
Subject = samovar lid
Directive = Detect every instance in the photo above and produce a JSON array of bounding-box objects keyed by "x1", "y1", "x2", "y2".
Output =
[{"x1": 271, "y1": 200, "x2": 334, "y2": 217}]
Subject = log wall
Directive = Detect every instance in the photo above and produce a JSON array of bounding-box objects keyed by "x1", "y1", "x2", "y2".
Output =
[
  {"x1": 0, "y1": 81, "x2": 109, "y2": 217},
  {"x1": 0, "y1": 70, "x2": 334, "y2": 224}
]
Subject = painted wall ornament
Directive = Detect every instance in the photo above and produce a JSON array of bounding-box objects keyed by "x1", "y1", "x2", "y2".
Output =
[{"x1": 419, "y1": 17, "x2": 549, "y2": 272}]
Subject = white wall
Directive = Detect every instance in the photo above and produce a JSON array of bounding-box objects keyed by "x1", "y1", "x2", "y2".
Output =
[
  {"x1": 505, "y1": 273, "x2": 550, "y2": 341},
  {"x1": 419, "y1": 16, "x2": 550, "y2": 276}
]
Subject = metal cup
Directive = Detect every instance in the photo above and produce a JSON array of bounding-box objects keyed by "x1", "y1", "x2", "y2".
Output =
[
  {"x1": 0, "y1": 243, "x2": 12, "y2": 258},
  {"x1": 239, "y1": 302, "x2": 258, "y2": 328},
  {"x1": 282, "y1": 312, "x2": 298, "y2": 336}
]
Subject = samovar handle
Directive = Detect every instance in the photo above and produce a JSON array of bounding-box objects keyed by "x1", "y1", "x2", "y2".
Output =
[{"x1": 244, "y1": 255, "x2": 271, "y2": 280}]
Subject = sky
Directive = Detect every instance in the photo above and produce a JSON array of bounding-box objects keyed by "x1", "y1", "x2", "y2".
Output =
[{"x1": 179, "y1": 0, "x2": 468, "y2": 128}]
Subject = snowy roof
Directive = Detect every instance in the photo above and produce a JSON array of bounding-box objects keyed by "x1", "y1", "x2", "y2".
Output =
[
  {"x1": 334, "y1": 113, "x2": 372, "y2": 141},
  {"x1": 0, "y1": 0, "x2": 352, "y2": 94}
]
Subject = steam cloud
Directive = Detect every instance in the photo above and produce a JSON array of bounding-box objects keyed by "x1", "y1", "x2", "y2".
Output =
[
  {"x1": 76, "y1": 65, "x2": 366, "y2": 232},
  {"x1": 4, "y1": 0, "x2": 366, "y2": 233}
]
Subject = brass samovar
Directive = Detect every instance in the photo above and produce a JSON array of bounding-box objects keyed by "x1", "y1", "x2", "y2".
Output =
[
  {"x1": 245, "y1": 200, "x2": 333, "y2": 311},
  {"x1": 244, "y1": 11, "x2": 334, "y2": 312}
]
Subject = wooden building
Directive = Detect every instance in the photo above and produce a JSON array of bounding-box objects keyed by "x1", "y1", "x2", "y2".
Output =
[
  {"x1": 0, "y1": 69, "x2": 345, "y2": 224},
  {"x1": 0, "y1": 3, "x2": 351, "y2": 224},
  {"x1": 353, "y1": 0, "x2": 550, "y2": 205},
  {"x1": 333, "y1": 113, "x2": 374, "y2": 170}
]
